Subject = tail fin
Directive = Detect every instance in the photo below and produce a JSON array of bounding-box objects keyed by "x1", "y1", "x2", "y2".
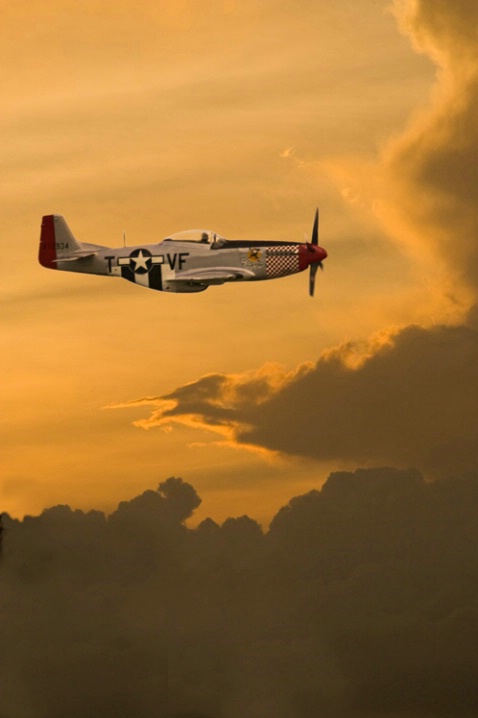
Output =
[{"x1": 39, "y1": 215, "x2": 82, "y2": 269}]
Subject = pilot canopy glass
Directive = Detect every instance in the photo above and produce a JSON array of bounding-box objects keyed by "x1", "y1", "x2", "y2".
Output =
[{"x1": 164, "y1": 229, "x2": 226, "y2": 245}]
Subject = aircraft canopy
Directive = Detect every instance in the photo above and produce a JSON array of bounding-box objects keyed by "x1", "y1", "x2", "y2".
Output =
[{"x1": 165, "y1": 229, "x2": 226, "y2": 244}]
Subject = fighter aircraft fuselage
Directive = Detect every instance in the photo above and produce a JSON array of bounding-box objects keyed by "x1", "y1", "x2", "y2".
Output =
[{"x1": 39, "y1": 214, "x2": 327, "y2": 295}]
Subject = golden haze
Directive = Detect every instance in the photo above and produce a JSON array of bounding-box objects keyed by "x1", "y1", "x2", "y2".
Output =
[{"x1": 1, "y1": 1, "x2": 453, "y2": 524}]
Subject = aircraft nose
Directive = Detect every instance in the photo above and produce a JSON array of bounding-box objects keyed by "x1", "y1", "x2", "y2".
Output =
[{"x1": 299, "y1": 243, "x2": 327, "y2": 269}]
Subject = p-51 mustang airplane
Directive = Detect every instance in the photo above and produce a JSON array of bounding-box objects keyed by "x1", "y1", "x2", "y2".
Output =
[{"x1": 39, "y1": 211, "x2": 327, "y2": 296}]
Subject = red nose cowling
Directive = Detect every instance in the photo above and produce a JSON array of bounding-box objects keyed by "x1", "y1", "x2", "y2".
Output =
[{"x1": 299, "y1": 243, "x2": 327, "y2": 271}]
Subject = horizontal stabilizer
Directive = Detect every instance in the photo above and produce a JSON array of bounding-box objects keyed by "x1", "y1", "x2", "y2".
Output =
[{"x1": 52, "y1": 250, "x2": 98, "y2": 263}]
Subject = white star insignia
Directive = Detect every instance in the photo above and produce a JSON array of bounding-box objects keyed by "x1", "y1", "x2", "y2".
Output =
[{"x1": 131, "y1": 250, "x2": 150, "y2": 271}]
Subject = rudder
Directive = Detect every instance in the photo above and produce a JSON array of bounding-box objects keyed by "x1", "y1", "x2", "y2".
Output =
[{"x1": 39, "y1": 215, "x2": 82, "y2": 269}]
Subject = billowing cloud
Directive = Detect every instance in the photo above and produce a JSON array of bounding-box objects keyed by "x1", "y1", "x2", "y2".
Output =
[
  {"x1": 3, "y1": 468, "x2": 478, "y2": 716},
  {"x1": 378, "y1": 0, "x2": 478, "y2": 304},
  {"x1": 116, "y1": 313, "x2": 478, "y2": 477},
  {"x1": 110, "y1": 362, "x2": 312, "y2": 453}
]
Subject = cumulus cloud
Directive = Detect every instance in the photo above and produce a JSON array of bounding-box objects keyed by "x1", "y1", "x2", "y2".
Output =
[
  {"x1": 116, "y1": 315, "x2": 478, "y2": 477},
  {"x1": 3, "y1": 468, "x2": 478, "y2": 716},
  {"x1": 110, "y1": 362, "x2": 312, "y2": 456},
  {"x1": 377, "y1": 0, "x2": 478, "y2": 304}
]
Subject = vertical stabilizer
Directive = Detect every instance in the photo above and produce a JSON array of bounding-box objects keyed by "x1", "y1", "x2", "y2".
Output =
[{"x1": 39, "y1": 215, "x2": 82, "y2": 269}]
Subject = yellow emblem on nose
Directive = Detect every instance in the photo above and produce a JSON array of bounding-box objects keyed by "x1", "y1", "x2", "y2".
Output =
[{"x1": 248, "y1": 248, "x2": 261, "y2": 263}]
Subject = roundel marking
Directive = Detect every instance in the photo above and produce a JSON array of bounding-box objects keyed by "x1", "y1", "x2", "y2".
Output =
[{"x1": 129, "y1": 248, "x2": 152, "y2": 274}]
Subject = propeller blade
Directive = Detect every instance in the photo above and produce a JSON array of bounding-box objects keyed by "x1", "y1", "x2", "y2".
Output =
[
  {"x1": 309, "y1": 263, "x2": 318, "y2": 297},
  {"x1": 307, "y1": 208, "x2": 324, "y2": 296},
  {"x1": 311, "y1": 208, "x2": 319, "y2": 246}
]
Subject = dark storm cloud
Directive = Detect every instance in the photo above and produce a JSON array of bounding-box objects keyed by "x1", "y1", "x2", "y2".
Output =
[
  {"x1": 3, "y1": 468, "x2": 478, "y2": 717},
  {"x1": 241, "y1": 318, "x2": 478, "y2": 475},
  {"x1": 119, "y1": 315, "x2": 478, "y2": 477}
]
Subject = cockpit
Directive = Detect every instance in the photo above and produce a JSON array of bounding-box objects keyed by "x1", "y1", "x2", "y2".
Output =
[{"x1": 163, "y1": 229, "x2": 227, "y2": 248}]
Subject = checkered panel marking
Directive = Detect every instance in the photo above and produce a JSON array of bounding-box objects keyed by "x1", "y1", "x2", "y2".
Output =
[{"x1": 266, "y1": 246, "x2": 300, "y2": 278}]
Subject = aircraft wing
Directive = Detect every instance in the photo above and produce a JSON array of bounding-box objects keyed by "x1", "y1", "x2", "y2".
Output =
[{"x1": 171, "y1": 267, "x2": 255, "y2": 287}]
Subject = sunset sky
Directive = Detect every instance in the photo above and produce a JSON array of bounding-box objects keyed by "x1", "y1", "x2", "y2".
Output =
[
  {"x1": 3, "y1": 0, "x2": 478, "y2": 526},
  {"x1": 4, "y1": 2, "x2": 478, "y2": 715}
]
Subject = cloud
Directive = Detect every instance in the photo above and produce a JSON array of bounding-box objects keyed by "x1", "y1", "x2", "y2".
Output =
[
  {"x1": 3, "y1": 468, "x2": 478, "y2": 716},
  {"x1": 376, "y1": 0, "x2": 478, "y2": 304},
  {"x1": 116, "y1": 315, "x2": 478, "y2": 477},
  {"x1": 110, "y1": 363, "x2": 312, "y2": 457}
]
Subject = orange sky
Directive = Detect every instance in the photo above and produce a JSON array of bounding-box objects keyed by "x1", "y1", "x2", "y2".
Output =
[{"x1": 2, "y1": 0, "x2": 461, "y2": 524}]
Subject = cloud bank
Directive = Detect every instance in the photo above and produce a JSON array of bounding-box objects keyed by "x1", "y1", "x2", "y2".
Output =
[
  {"x1": 3, "y1": 469, "x2": 478, "y2": 717},
  {"x1": 118, "y1": 314, "x2": 478, "y2": 477}
]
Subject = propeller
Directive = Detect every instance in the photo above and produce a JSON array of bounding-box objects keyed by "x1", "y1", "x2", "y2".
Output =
[
  {"x1": 309, "y1": 263, "x2": 319, "y2": 297},
  {"x1": 311, "y1": 207, "x2": 319, "y2": 246},
  {"x1": 308, "y1": 208, "x2": 324, "y2": 297}
]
